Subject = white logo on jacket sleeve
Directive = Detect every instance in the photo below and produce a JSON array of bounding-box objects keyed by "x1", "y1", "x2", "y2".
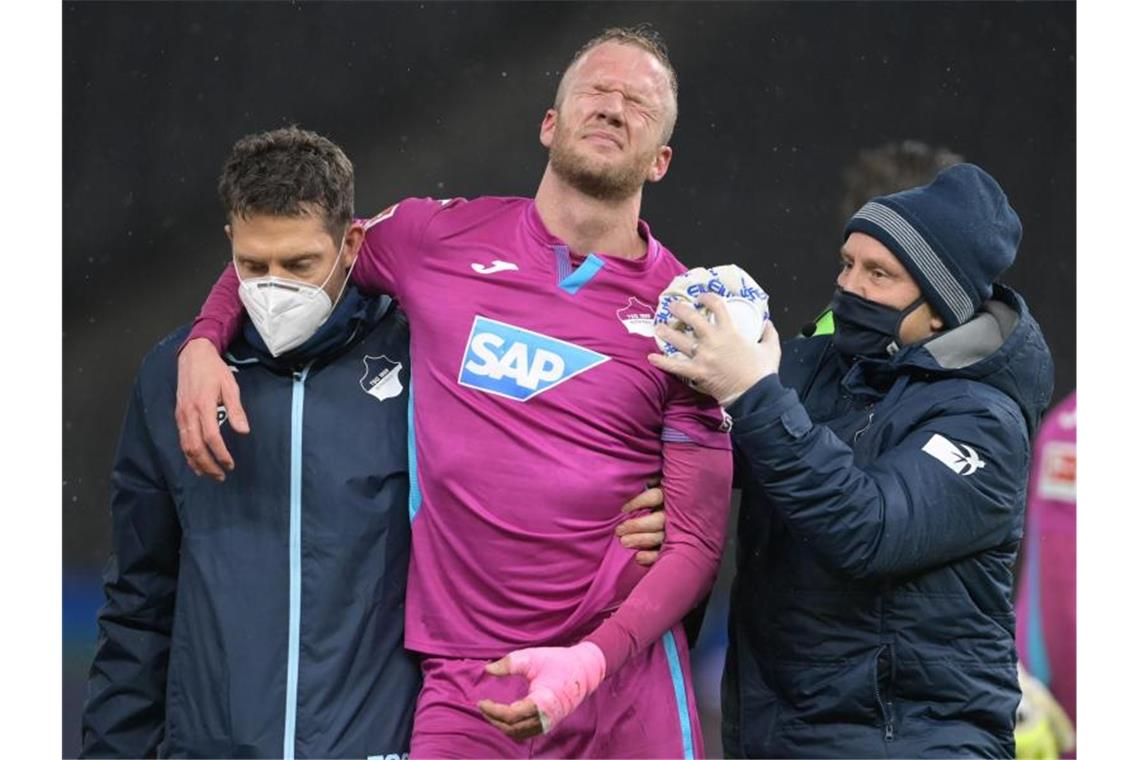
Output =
[
  {"x1": 458, "y1": 316, "x2": 608, "y2": 401},
  {"x1": 360, "y1": 355, "x2": 405, "y2": 402},
  {"x1": 921, "y1": 433, "x2": 986, "y2": 476}
]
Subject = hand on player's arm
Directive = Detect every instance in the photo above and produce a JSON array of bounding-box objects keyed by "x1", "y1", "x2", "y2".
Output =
[
  {"x1": 615, "y1": 484, "x2": 665, "y2": 565},
  {"x1": 648, "y1": 293, "x2": 781, "y2": 407},
  {"x1": 175, "y1": 338, "x2": 249, "y2": 480},
  {"x1": 477, "y1": 642, "x2": 607, "y2": 741}
]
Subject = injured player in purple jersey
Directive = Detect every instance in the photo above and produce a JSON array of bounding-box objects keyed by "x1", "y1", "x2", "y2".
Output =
[{"x1": 177, "y1": 28, "x2": 733, "y2": 758}]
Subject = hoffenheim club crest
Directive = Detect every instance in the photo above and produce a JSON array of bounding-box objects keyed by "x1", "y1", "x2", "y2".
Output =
[{"x1": 360, "y1": 355, "x2": 404, "y2": 402}]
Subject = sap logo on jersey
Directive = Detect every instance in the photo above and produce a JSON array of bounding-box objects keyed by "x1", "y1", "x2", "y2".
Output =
[{"x1": 459, "y1": 316, "x2": 609, "y2": 401}]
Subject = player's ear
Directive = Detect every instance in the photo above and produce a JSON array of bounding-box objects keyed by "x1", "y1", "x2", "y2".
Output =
[
  {"x1": 224, "y1": 224, "x2": 233, "y2": 241},
  {"x1": 343, "y1": 223, "x2": 365, "y2": 270},
  {"x1": 539, "y1": 108, "x2": 557, "y2": 149},
  {"x1": 646, "y1": 145, "x2": 673, "y2": 183}
]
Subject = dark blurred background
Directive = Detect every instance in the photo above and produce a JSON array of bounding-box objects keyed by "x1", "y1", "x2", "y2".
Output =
[{"x1": 63, "y1": 2, "x2": 1074, "y2": 756}]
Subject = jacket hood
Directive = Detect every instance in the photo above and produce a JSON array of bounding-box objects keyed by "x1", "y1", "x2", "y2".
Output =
[
  {"x1": 235, "y1": 285, "x2": 393, "y2": 371},
  {"x1": 879, "y1": 283, "x2": 1054, "y2": 435}
]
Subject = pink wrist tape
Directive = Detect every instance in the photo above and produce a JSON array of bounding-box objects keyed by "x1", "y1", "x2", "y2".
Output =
[{"x1": 503, "y1": 641, "x2": 607, "y2": 733}]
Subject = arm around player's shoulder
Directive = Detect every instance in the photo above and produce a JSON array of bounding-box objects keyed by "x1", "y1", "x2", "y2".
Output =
[
  {"x1": 358, "y1": 195, "x2": 537, "y2": 252},
  {"x1": 354, "y1": 196, "x2": 470, "y2": 295}
]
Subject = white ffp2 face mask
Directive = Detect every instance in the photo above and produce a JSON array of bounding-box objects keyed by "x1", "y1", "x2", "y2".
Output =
[{"x1": 236, "y1": 238, "x2": 352, "y2": 357}]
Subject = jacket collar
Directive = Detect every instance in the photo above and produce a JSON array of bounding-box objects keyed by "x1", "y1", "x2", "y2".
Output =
[
  {"x1": 231, "y1": 286, "x2": 392, "y2": 373},
  {"x1": 835, "y1": 284, "x2": 1053, "y2": 433}
]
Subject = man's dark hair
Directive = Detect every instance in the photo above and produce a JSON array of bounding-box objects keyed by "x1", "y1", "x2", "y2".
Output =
[
  {"x1": 218, "y1": 126, "x2": 354, "y2": 238},
  {"x1": 839, "y1": 140, "x2": 964, "y2": 223},
  {"x1": 555, "y1": 24, "x2": 679, "y2": 143}
]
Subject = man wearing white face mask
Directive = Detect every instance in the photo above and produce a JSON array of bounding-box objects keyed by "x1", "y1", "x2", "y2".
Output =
[
  {"x1": 235, "y1": 230, "x2": 351, "y2": 356},
  {"x1": 82, "y1": 127, "x2": 421, "y2": 758}
]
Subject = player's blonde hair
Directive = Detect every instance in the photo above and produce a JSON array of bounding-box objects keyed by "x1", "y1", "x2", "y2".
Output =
[{"x1": 553, "y1": 25, "x2": 679, "y2": 144}]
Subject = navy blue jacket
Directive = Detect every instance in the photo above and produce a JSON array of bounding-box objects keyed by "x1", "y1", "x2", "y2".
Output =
[
  {"x1": 82, "y1": 288, "x2": 419, "y2": 759},
  {"x1": 722, "y1": 285, "x2": 1054, "y2": 758}
]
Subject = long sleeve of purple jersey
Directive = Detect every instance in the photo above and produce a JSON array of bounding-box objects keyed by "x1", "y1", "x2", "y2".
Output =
[
  {"x1": 184, "y1": 263, "x2": 242, "y2": 352},
  {"x1": 584, "y1": 442, "x2": 733, "y2": 673}
]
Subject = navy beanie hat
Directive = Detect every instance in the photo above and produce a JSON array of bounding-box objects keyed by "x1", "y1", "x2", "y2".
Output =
[{"x1": 843, "y1": 163, "x2": 1021, "y2": 328}]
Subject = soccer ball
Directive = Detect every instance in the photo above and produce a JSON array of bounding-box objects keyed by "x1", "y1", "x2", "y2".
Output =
[{"x1": 653, "y1": 265, "x2": 770, "y2": 358}]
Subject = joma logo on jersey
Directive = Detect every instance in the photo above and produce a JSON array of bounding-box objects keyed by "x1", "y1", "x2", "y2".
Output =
[{"x1": 458, "y1": 316, "x2": 609, "y2": 401}]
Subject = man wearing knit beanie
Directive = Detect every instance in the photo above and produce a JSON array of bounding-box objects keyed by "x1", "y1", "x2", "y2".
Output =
[
  {"x1": 845, "y1": 162, "x2": 1022, "y2": 331},
  {"x1": 651, "y1": 163, "x2": 1056, "y2": 757}
]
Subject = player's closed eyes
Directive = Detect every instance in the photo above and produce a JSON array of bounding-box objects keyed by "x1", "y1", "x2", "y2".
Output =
[{"x1": 586, "y1": 87, "x2": 648, "y2": 115}]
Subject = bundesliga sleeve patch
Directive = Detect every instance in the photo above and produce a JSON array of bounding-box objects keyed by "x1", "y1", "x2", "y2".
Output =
[
  {"x1": 1038, "y1": 441, "x2": 1076, "y2": 501},
  {"x1": 363, "y1": 203, "x2": 399, "y2": 229},
  {"x1": 654, "y1": 264, "x2": 770, "y2": 357}
]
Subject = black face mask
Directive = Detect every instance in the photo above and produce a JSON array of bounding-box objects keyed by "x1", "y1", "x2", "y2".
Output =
[{"x1": 830, "y1": 288, "x2": 925, "y2": 360}]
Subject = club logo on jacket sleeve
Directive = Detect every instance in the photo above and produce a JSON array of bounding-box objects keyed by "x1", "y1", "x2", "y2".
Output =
[
  {"x1": 921, "y1": 433, "x2": 987, "y2": 476},
  {"x1": 360, "y1": 355, "x2": 405, "y2": 402},
  {"x1": 458, "y1": 316, "x2": 609, "y2": 401}
]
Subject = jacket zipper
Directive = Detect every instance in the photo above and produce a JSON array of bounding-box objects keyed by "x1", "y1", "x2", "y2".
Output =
[
  {"x1": 282, "y1": 362, "x2": 313, "y2": 760},
  {"x1": 853, "y1": 403, "x2": 876, "y2": 443},
  {"x1": 871, "y1": 644, "x2": 896, "y2": 742}
]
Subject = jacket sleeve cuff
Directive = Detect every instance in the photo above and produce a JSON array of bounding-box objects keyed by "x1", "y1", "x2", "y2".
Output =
[{"x1": 726, "y1": 374, "x2": 800, "y2": 428}]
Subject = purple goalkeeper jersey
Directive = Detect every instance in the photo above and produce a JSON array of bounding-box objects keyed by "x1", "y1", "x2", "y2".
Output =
[{"x1": 357, "y1": 196, "x2": 729, "y2": 657}]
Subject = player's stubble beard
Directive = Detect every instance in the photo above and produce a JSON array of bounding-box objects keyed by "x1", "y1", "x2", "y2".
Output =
[{"x1": 548, "y1": 121, "x2": 659, "y2": 203}]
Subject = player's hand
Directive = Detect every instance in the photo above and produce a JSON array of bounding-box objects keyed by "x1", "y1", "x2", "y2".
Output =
[
  {"x1": 478, "y1": 642, "x2": 607, "y2": 739},
  {"x1": 176, "y1": 338, "x2": 249, "y2": 480},
  {"x1": 649, "y1": 294, "x2": 780, "y2": 407},
  {"x1": 476, "y1": 695, "x2": 543, "y2": 741},
  {"x1": 617, "y1": 485, "x2": 665, "y2": 565}
]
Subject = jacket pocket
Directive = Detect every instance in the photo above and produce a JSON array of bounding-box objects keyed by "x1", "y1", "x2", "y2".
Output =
[
  {"x1": 769, "y1": 656, "x2": 881, "y2": 726},
  {"x1": 896, "y1": 656, "x2": 1019, "y2": 739}
]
